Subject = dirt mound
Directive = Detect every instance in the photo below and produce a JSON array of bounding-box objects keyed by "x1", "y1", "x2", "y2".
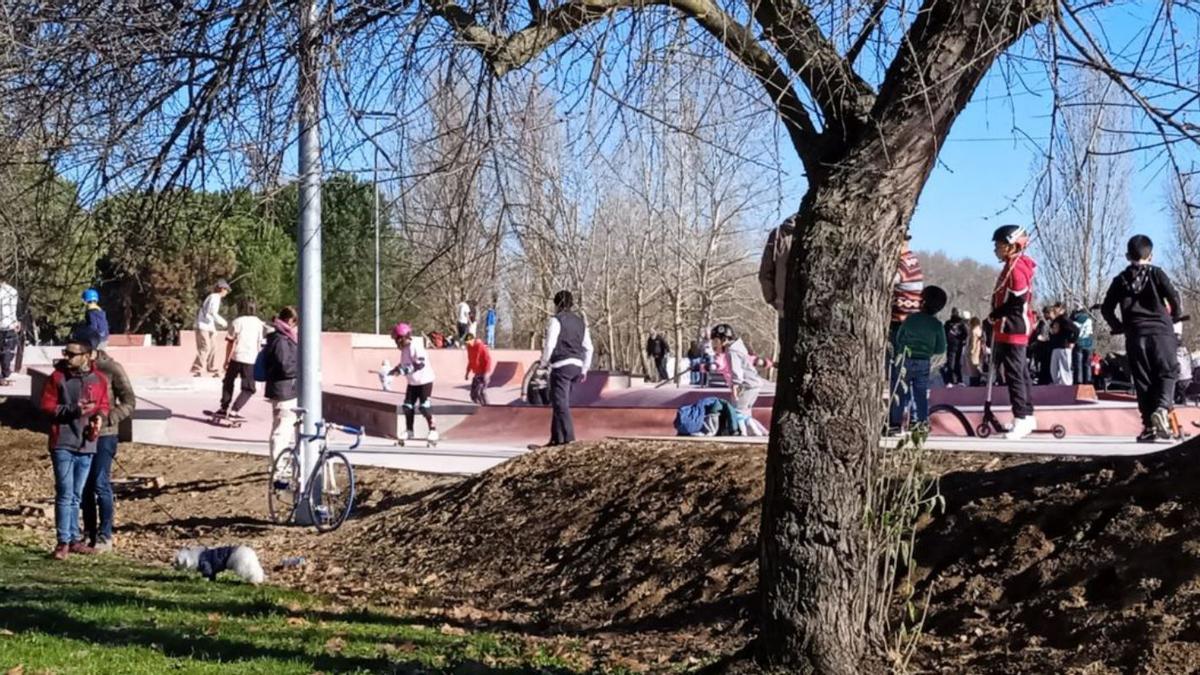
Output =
[
  {"x1": 916, "y1": 439, "x2": 1200, "y2": 673},
  {"x1": 337, "y1": 440, "x2": 764, "y2": 656}
]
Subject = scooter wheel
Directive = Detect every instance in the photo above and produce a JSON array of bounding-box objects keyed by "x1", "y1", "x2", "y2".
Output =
[
  {"x1": 1052, "y1": 425, "x2": 1067, "y2": 439},
  {"x1": 976, "y1": 423, "x2": 992, "y2": 438}
]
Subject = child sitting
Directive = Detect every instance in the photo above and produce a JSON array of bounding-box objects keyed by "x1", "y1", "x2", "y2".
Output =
[
  {"x1": 1101, "y1": 234, "x2": 1183, "y2": 442},
  {"x1": 889, "y1": 285, "x2": 948, "y2": 434}
]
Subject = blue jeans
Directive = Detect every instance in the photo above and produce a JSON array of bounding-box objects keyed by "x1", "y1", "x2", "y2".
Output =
[
  {"x1": 485, "y1": 324, "x2": 496, "y2": 348},
  {"x1": 82, "y1": 435, "x2": 118, "y2": 543},
  {"x1": 890, "y1": 357, "x2": 932, "y2": 428},
  {"x1": 52, "y1": 448, "x2": 94, "y2": 545}
]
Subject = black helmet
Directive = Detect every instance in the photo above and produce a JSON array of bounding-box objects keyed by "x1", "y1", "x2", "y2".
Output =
[
  {"x1": 710, "y1": 323, "x2": 736, "y2": 341},
  {"x1": 991, "y1": 225, "x2": 1029, "y2": 247}
]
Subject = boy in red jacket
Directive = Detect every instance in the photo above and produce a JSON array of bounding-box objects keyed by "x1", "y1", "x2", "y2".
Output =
[
  {"x1": 463, "y1": 333, "x2": 493, "y2": 405},
  {"x1": 41, "y1": 326, "x2": 111, "y2": 559},
  {"x1": 989, "y1": 225, "x2": 1038, "y2": 440}
]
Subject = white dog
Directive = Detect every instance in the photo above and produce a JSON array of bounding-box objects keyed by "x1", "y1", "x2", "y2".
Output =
[{"x1": 173, "y1": 545, "x2": 265, "y2": 585}]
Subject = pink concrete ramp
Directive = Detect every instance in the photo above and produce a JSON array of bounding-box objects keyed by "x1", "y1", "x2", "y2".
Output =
[{"x1": 443, "y1": 404, "x2": 772, "y2": 445}]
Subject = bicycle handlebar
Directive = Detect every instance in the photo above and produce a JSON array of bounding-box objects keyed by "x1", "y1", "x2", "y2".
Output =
[{"x1": 300, "y1": 420, "x2": 365, "y2": 450}]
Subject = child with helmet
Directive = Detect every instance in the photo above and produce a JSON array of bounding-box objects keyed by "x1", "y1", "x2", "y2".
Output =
[
  {"x1": 82, "y1": 288, "x2": 110, "y2": 350},
  {"x1": 708, "y1": 323, "x2": 767, "y2": 436},
  {"x1": 388, "y1": 322, "x2": 438, "y2": 444},
  {"x1": 988, "y1": 224, "x2": 1039, "y2": 440}
]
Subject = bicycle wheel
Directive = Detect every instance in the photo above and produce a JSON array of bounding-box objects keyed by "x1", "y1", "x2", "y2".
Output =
[
  {"x1": 268, "y1": 449, "x2": 301, "y2": 524},
  {"x1": 308, "y1": 451, "x2": 356, "y2": 533}
]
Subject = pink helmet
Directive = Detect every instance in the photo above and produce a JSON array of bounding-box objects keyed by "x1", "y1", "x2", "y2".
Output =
[{"x1": 391, "y1": 322, "x2": 412, "y2": 339}]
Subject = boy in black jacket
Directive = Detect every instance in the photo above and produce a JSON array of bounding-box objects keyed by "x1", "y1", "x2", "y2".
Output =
[{"x1": 1101, "y1": 235, "x2": 1182, "y2": 442}]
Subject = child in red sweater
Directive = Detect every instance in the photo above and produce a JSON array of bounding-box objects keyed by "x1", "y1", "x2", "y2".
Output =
[{"x1": 464, "y1": 333, "x2": 493, "y2": 405}]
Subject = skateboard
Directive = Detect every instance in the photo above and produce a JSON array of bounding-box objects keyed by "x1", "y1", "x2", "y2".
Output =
[
  {"x1": 203, "y1": 410, "x2": 243, "y2": 428},
  {"x1": 398, "y1": 432, "x2": 439, "y2": 448}
]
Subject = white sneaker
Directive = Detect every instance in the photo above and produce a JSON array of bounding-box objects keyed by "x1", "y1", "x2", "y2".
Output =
[
  {"x1": 1005, "y1": 415, "x2": 1037, "y2": 440},
  {"x1": 427, "y1": 429, "x2": 439, "y2": 443}
]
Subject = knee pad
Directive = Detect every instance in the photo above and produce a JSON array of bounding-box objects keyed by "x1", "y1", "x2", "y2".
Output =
[
  {"x1": 420, "y1": 399, "x2": 432, "y2": 411},
  {"x1": 402, "y1": 403, "x2": 414, "y2": 411}
]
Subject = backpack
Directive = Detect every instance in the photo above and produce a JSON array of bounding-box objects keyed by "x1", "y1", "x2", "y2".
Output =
[
  {"x1": 253, "y1": 348, "x2": 268, "y2": 382},
  {"x1": 674, "y1": 401, "x2": 708, "y2": 436}
]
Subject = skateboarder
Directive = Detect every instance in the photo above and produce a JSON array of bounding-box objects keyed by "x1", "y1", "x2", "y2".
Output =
[
  {"x1": 193, "y1": 279, "x2": 231, "y2": 377},
  {"x1": 389, "y1": 322, "x2": 438, "y2": 444},
  {"x1": 212, "y1": 299, "x2": 265, "y2": 422},
  {"x1": 463, "y1": 333, "x2": 493, "y2": 406}
]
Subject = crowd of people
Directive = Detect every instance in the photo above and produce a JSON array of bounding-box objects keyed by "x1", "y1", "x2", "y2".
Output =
[
  {"x1": 756, "y1": 215, "x2": 1189, "y2": 444},
  {"x1": 8, "y1": 214, "x2": 1192, "y2": 560}
]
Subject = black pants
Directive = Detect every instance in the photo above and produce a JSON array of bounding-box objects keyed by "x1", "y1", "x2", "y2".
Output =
[
  {"x1": 549, "y1": 365, "x2": 582, "y2": 445},
  {"x1": 456, "y1": 322, "x2": 468, "y2": 341},
  {"x1": 947, "y1": 343, "x2": 964, "y2": 385},
  {"x1": 0, "y1": 329, "x2": 17, "y2": 379},
  {"x1": 1127, "y1": 333, "x2": 1178, "y2": 426},
  {"x1": 654, "y1": 356, "x2": 668, "y2": 382},
  {"x1": 219, "y1": 361, "x2": 256, "y2": 412},
  {"x1": 403, "y1": 382, "x2": 435, "y2": 432},
  {"x1": 996, "y1": 342, "x2": 1034, "y2": 418},
  {"x1": 469, "y1": 374, "x2": 489, "y2": 406}
]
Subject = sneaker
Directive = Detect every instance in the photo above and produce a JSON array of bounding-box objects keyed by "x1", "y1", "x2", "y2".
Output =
[
  {"x1": 1137, "y1": 427, "x2": 1159, "y2": 443},
  {"x1": 93, "y1": 537, "x2": 113, "y2": 553},
  {"x1": 51, "y1": 543, "x2": 69, "y2": 560},
  {"x1": 1151, "y1": 408, "x2": 1173, "y2": 439},
  {"x1": 1005, "y1": 415, "x2": 1037, "y2": 440},
  {"x1": 68, "y1": 541, "x2": 95, "y2": 555},
  {"x1": 226, "y1": 411, "x2": 245, "y2": 421},
  {"x1": 427, "y1": 429, "x2": 439, "y2": 443}
]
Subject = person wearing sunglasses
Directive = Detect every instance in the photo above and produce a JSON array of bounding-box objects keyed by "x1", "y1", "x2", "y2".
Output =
[{"x1": 39, "y1": 326, "x2": 111, "y2": 560}]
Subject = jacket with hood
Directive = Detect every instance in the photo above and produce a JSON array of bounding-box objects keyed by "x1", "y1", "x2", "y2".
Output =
[
  {"x1": 93, "y1": 351, "x2": 136, "y2": 438},
  {"x1": 1101, "y1": 264, "x2": 1181, "y2": 338},
  {"x1": 990, "y1": 254, "x2": 1038, "y2": 346},
  {"x1": 263, "y1": 321, "x2": 299, "y2": 401},
  {"x1": 40, "y1": 362, "x2": 111, "y2": 453},
  {"x1": 758, "y1": 216, "x2": 795, "y2": 316}
]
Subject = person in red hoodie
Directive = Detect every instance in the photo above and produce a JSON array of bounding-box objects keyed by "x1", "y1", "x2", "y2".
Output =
[
  {"x1": 988, "y1": 225, "x2": 1038, "y2": 439},
  {"x1": 463, "y1": 333, "x2": 493, "y2": 405},
  {"x1": 41, "y1": 326, "x2": 111, "y2": 560}
]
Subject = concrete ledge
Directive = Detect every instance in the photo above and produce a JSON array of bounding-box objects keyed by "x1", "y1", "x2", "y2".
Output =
[{"x1": 323, "y1": 387, "x2": 477, "y2": 440}]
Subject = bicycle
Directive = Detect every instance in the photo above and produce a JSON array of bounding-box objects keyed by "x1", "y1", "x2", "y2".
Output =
[{"x1": 268, "y1": 408, "x2": 362, "y2": 533}]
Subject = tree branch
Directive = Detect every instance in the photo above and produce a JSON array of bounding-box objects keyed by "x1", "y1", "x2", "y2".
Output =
[
  {"x1": 750, "y1": 0, "x2": 876, "y2": 133},
  {"x1": 426, "y1": 0, "x2": 823, "y2": 168}
]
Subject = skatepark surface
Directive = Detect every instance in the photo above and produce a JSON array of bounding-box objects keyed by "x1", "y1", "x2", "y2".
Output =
[{"x1": 13, "y1": 333, "x2": 1198, "y2": 474}]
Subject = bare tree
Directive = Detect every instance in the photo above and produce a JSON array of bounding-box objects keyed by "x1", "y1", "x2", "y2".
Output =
[
  {"x1": 6, "y1": 0, "x2": 1200, "y2": 669},
  {"x1": 1034, "y1": 70, "x2": 1131, "y2": 309}
]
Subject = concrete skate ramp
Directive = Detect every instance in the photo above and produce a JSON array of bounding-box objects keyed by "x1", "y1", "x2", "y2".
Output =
[{"x1": 444, "y1": 404, "x2": 773, "y2": 445}]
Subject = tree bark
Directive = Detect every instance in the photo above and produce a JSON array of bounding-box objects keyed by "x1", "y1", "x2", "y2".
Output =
[
  {"x1": 758, "y1": 169, "x2": 913, "y2": 673},
  {"x1": 758, "y1": 1, "x2": 1054, "y2": 667}
]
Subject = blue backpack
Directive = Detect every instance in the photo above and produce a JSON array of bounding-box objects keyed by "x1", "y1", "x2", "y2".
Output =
[{"x1": 674, "y1": 401, "x2": 708, "y2": 436}]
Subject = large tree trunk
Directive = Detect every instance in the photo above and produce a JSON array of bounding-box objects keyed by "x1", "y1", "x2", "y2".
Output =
[
  {"x1": 758, "y1": 176, "x2": 909, "y2": 672},
  {"x1": 754, "y1": 1, "x2": 1054, "y2": 667}
]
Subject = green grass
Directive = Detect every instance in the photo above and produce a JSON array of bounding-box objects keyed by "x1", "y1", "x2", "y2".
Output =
[{"x1": 0, "y1": 531, "x2": 588, "y2": 674}]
